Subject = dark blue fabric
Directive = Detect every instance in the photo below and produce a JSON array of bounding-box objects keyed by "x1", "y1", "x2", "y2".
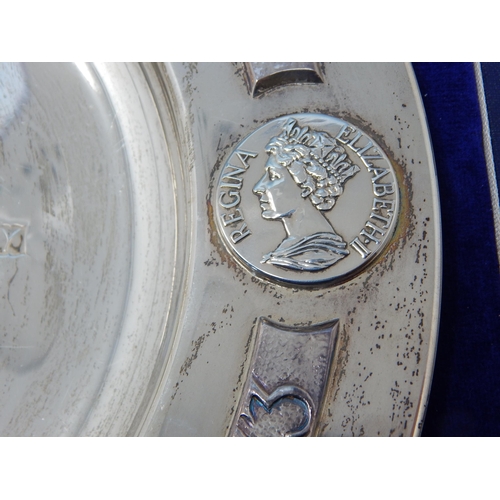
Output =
[{"x1": 412, "y1": 63, "x2": 500, "y2": 436}]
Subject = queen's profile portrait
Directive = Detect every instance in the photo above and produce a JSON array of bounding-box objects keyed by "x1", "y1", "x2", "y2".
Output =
[{"x1": 253, "y1": 119, "x2": 360, "y2": 272}]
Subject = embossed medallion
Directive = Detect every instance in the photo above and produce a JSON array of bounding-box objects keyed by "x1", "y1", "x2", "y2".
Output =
[
  {"x1": 215, "y1": 114, "x2": 399, "y2": 286},
  {"x1": 231, "y1": 317, "x2": 339, "y2": 437}
]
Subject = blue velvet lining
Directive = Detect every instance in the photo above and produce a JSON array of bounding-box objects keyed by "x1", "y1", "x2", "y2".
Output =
[{"x1": 412, "y1": 63, "x2": 500, "y2": 436}]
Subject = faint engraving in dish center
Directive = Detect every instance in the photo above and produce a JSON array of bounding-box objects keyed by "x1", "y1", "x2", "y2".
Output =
[
  {"x1": 0, "y1": 223, "x2": 27, "y2": 257},
  {"x1": 253, "y1": 118, "x2": 360, "y2": 271}
]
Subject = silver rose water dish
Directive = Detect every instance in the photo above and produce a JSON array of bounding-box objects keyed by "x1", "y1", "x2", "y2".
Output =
[{"x1": 0, "y1": 63, "x2": 440, "y2": 436}]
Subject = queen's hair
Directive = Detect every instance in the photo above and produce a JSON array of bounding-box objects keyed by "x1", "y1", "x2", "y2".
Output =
[{"x1": 265, "y1": 121, "x2": 360, "y2": 211}]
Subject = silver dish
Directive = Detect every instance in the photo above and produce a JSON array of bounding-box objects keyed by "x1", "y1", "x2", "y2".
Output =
[{"x1": 0, "y1": 63, "x2": 440, "y2": 436}]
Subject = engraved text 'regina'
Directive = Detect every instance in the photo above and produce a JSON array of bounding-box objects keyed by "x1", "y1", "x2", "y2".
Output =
[{"x1": 218, "y1": 150, "x2": 257, "y2": 244}]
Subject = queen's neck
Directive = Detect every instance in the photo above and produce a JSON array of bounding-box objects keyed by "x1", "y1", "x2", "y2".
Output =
[{"x1": 280, "y1": 198, "x2": 333, "y2": 242}]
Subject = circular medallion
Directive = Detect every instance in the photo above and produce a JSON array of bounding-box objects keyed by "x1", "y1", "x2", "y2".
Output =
[{"x1": 215, "y1": 113, "x2": 399, "y2": 286}]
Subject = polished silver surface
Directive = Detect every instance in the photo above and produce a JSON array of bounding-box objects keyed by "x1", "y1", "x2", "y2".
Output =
[
  {"x1": 0, "y1": 63, "x2": 441, "y2": 436},
  {"x1": 215, "y1": 114, "x2": 399, "y2": 285},
  {"x1": 244, "y1": 62, "x2": 324, "y2": 97}
]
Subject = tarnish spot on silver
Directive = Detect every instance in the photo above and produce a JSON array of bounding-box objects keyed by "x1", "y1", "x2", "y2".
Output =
[{"x1": 244, "y1": 63, "x2": 324, "y2": 97}]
